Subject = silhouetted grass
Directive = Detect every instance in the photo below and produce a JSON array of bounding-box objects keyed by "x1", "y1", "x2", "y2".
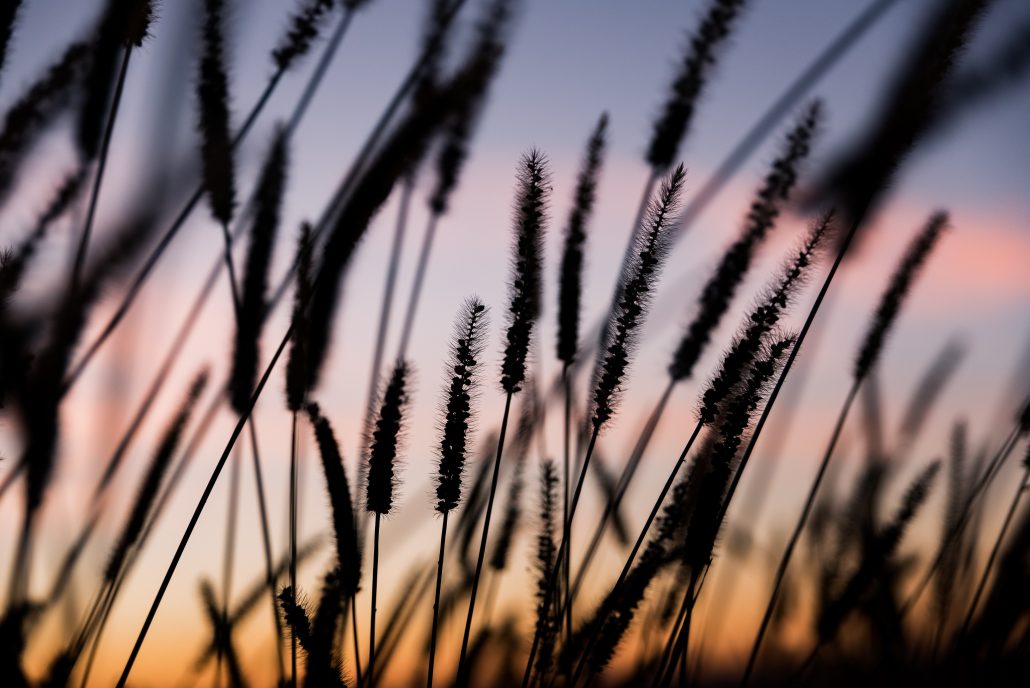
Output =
[{"x1": 2, "y1": 3, "x2": 1029, "y2": 687}]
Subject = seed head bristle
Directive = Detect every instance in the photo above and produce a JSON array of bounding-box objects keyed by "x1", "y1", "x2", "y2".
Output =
[
  {"x1": 500, "y1": 150, "x2": 550, "y2": 395},
  {"x1": 854, "y1": 211, "x2": 948, "y2": 381},
  {"x1": 365, "y1": 361, "x2": 410, "y2": 515},
  {"x1": 670, "y1": 101, "x2": 820, "y2": 382},
  {"x1": 435, "y1": 298, "x2": 489, "y2": 514},
  {"x1": 556, "y1": 113, "x2": 608, "y2": 367},
  {"x1": 196, "y1": 0, "x2": 237, "y2": 226},
  {"x1": 646, "y1": 0, "x2": 746, "y2": 171},
  {"x1": 591, "y1": 164, "x2": 685, "y2": 430}
]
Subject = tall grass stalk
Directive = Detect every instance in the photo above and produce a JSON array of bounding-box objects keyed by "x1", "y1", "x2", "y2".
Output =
[
  {"x1": 365, "y1": 361, "x2": 409, "y2": 687},
  {"x1": 556, "y1": 113, "x2": 607, "y2": 639},
  {"x1": 456, "y1": 151, "x2": 549, "y2": 685},
  {"x1": 428, "y1": 299, "x2": 487, "y2": 687},
  {"x1": 741, "y1": 211, "x2": 947, "y2": 684},
  {"x1": 520, "y1": 165, "x2": 685, "y2": 686}
]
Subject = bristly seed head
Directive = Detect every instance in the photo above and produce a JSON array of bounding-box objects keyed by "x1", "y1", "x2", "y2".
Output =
[
  {"x1": 305, "y1": 402, "x2": 361, "y2": 596},
  {"x1": 435, "y1": 298, "x2": 489, "y2": 514},
  {"x1": 272, "y1": 0, "x2": 337, "y2": 72},
  {"x1": 669, "y1": 101, "x2": 820, "y2": 382},
  {"x1": 699, "y1": 210, "x2": 832, "y2": 423},
  {"x1": 500, "y1": 150, "x2": 550, "y2": 395},
  {"x1": 591, "y1": 164, "x2": 686, "y2": 430},
  {"x1": 365, "y1": 361, "x2": 410, "y2": 515},
  {"x1": 646, "y1": 0, "x2": 747, "y2": 171},
  {"x1": 196, "y1": 0, "x2": 237, "y2": 227},
  {"x1": 556, "y1": 113, "x2": 608, "y2": 367},
  {"x1": 854, "y1": 211, "x2": 948, "y2": 381}
]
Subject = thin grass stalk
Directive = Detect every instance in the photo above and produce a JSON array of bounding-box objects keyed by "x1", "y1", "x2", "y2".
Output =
[
  {"x1": 957, "y1": 457, "x2": 1030, "y2": 640},
  {"x1": 659, "y1": 571, "x2": 700, "y2": 688},
  {"x1": 68, "y1": 47, "x2": 132, "y2": 296},
  {"x1": 74, "y1": 373, "x2": 211, "y2": 685},
  {"x1": 661, "y1": 564, "x2": 715, "y2": 687},
  {"x1": 216, "y1": 448, "x2": 242, "y2": 688},
  {"x1": 562, "y1": 421, "x2": 704, "y2": 688},
  {"x1": 733, "y1": 211, "x2": 948, "y2": 683},
  {"x1": 221, "y1": 470, "x2": 244, "y2": 681},
  {"x1": 397, "y1": 212, "x2": 440, "y2": 360},
  {"x1": 571, "y1": 379, "x2": 675, "y2": 600},
  {"x1": 247, "y1": 419, "x2": 286, "y2": 682},
  {"x1": 351, "y1": 593, "x2": 363, "y2": 687},
  {"x1": 52, "y1": 282, "x2": 285, "y2": 683},
  {"x1": 526, "y1": 167, "x2": 686, "y2": 686},
  {"x1": 364, "y1": 176, "x2": 412, "y2": 438},
  {"x1": 562, "y1": 366, "x2": 572, "y2": 640},
  {"x1": 113, "y1": 319, "x2": 295, "y2": 687},
  {"x1": 289, "y1": 410, "x2": 299, "y2": 686},
  {"x1": 374, "y1": 565, "x2": 437, "y2": 683},
  {"x1": 286, "y1": 7, "x2": 354, "y2": 134},
  {"x1": 740, "y1": 378, "x2": 859, "y2": 685},
  {"x1": 427, "y1": 511, "x2": 449, "y2": 688},
  {"x1": 76, "y1": 579, "x2": 118, "y2": 688},
  {"x1": 717, "y1": 209, "x2": 870, "y2": 685},
  {"x1": 369, "y1": 513, "x2": 381, "y2": 687},
  {"x1": 652, "y1": 587, "x2": 692, "y2": 687},
  {"x1": 682, "y1": 304, "x2": 833, "y2": 673},
  {"x1": 364, "y1": 361, "x2": 410, "y2": 686},
  {"x1": 455, "y1": 392, "x2": 513, "y2": 685},
  {"x1": 62, "y1": 72, "x2": 280, "y2": 391}
]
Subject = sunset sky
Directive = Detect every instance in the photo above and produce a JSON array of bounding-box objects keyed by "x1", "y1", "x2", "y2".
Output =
[{"x1": 1, "y1": 0, "x2": 1029, "y2": 684}]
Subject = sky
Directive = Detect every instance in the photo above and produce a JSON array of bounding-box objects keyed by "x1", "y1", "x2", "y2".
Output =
[{"x1": 1, "y1": 0, "x2": 1029, "y2": 684}]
